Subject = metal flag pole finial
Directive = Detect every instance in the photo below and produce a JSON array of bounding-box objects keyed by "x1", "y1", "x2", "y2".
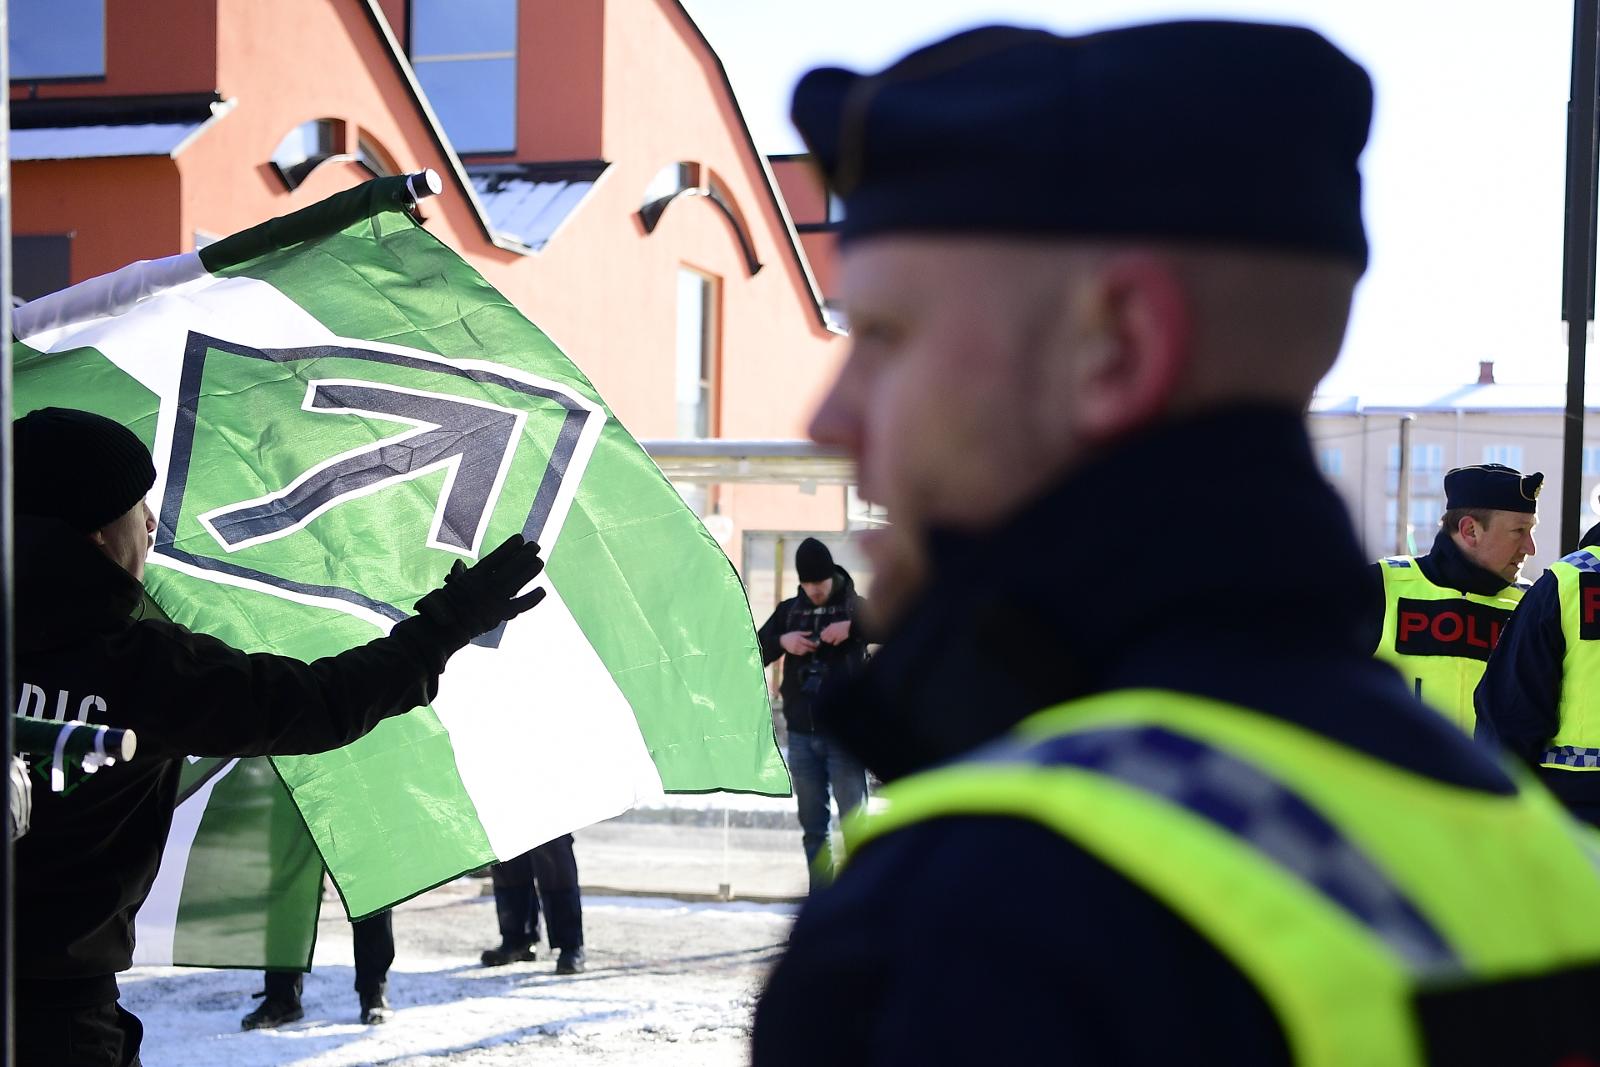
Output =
[{"x1": 405, "y1": 169, "x2": 444, "y2": 204}]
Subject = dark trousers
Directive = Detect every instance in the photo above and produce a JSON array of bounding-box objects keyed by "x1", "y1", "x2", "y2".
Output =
[
  {"x1": 15, "y1": 1000, "x2": 144, "y2": 1067},
  {"x1": 787, "y1": 729, "x2": 868, "y2": 891},
  {"x1": 489, "y1": 834, "x2": 584, "y2": 950},
  {"x1": 264, "y1": 909, "x2": 394, "y2": 1001}
]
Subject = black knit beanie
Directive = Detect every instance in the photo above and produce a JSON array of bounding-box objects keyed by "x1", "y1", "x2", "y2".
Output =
[
  {"x1": 13, "y1": 407, "x2": 157, "y2": 534},
  {"x1": 795, "y1": 537, "x2": 834, "y2": 583}
]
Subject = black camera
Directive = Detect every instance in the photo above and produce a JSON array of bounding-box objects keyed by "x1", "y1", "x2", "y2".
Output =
[{"x1": 799, "y1": 629, "x2": 826, "y2": 695}]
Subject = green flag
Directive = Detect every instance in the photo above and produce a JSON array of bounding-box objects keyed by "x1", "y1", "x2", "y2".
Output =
[{"x1": 13, "y1": 174, "x2": 788, "y2": 966}]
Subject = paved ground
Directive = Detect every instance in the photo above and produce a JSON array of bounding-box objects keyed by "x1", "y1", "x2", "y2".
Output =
[{"x1": 573, "y1": 807, "x2": 811, "y2": 903}]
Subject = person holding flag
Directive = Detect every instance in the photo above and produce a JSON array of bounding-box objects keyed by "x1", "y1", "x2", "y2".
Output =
[{"x1": 11, "y1": 407, "x2": 549, "y2": 1067}]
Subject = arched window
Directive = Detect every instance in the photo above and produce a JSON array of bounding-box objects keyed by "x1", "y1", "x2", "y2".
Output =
[
  {"x1": 640, "y1": 161, "x2": 762, "y2": 276},
  {"x1": 270, "y1": 119, "x2": 345, "y2": 190},
  {"x1": 357, "y1": 130, "x2": 400, "y2": 178}
]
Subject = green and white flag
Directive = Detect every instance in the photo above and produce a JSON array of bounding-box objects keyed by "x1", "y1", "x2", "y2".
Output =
[{"x1": 12, "y1": 174, "x2": 788, "y2": 968}]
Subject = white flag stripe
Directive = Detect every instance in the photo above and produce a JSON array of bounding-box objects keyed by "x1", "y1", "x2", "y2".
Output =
[{"x1": 130, "y1": 758, "x2": 239, "y2": 966}]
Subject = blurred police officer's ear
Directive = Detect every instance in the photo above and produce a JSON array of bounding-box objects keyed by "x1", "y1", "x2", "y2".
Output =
[{"x1": 1059, "y1": 251, "x2": 1193, "y2": 447}]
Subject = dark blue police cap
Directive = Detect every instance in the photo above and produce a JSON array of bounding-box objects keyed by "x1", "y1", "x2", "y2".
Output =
[
  {"x1": 790, "y1": 21, "x2": 1373, "y2": 268},
  {"x1": 1443, "y1": 464, "x2": 1543, "y2": 514}
]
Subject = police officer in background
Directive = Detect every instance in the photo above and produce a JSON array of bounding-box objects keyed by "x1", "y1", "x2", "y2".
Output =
[
  {"x1": 1476, "y1": 520, "x2": 1600, "y2": 827},
  {"x1": 752, "y1": 21, "x2": 1600, "y2": 1066},
  {"x1": 1362, "y1": 463, "x2": 1540, "y2": 731}
]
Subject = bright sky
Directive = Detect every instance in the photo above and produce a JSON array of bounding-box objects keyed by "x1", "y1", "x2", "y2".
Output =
[{"x1": 682, "y1": 0, "x2": 1585, "y2": 396}]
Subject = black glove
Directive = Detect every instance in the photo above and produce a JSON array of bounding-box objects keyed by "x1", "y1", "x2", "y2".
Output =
[{"x1": 415, "y1": 534, "x2": 548, "y2": 640}]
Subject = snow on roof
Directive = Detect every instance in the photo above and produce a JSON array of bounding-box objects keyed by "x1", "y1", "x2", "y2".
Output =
[
  {"x1": 467, "y1": 162, "x2": 608, "y2": 252},
  {"x1": 1311, "y1": 380, "x2": 1600, "y2": 415},
  {"x1": 12, "y1": 121, "x2": 207, "y2": 161}
]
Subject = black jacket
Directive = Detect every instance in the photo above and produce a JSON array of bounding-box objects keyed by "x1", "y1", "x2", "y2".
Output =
[
  {"x1": 753, "y1": 408, "x2": 1519, "y2": 1066},
  {"x1": 756, "y1": 565, "x2": 868, "y2": 734},
  {"x1": 12, "y1": 515, "x2": 470, "y2": 1005}
]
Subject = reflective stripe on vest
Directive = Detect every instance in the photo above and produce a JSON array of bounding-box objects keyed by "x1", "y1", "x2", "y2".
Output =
[
  {"x1": 846, "y1": 690, "x2": 1600, "y2": 1066},
  {"x1": 1549, "y1": 546, "x2": 1600, "y2": 770},
  {"x1": 1375, "y1": 556, "x2": 1521, "y2": 733}
]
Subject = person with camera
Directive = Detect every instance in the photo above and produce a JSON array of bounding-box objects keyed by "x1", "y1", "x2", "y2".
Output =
[{"x1": 758, "y1": 538, "x2": 870, "y2": 891}]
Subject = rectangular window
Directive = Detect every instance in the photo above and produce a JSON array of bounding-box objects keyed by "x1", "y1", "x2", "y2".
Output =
[
  {"x1": 411, "y1": 0, "x2": 517, "y2": 154},
  {"x1": 847, "y1": 485, "x2": 889, "y2": 531},
  {"x1": 1386, "y1": 443, "x2": 1444, "y2": 494},
  {"x1": 1317, "y1": 446, "x2": 1343, "y2": 478},
  {"x1": 1482, "y1": 444, "x2": 1525, "y2": 469},
  {"x1": 1586, "y1": 446, "x2": 1600, "y2": 477},
  {"x1": 675, "y1": 268, "x2": 719, "y2": 440},
  {"x1": 11, "y1": 0, "x2": 104, "y2": 80},
  {"x1": 1410, "y1": 496, "x2": 1441, "y2": 529}
]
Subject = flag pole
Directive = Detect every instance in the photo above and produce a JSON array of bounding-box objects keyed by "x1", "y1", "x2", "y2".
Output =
[{"x1": 1, "y1": 0, "x2": 17, "y2": 1057}]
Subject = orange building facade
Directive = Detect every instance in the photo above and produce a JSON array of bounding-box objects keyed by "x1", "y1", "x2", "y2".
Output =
[{"x1": 9, "y1": 0, "x2": 848, "y2": 578}]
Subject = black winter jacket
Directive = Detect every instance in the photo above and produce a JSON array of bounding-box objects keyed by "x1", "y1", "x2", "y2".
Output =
[
  {"x1": 756, "y1": 565, "x2": 868, "y2": 734},
  {"x1": 753, "y1": 409, "x2": 1524, "y2": 1066},
  {"x1": 12, "y1": 516, "x2": 470, "y2": 1006}
]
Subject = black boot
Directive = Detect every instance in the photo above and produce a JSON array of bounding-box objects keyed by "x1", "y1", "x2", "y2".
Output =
[
  {"x1": 241, "y1": 991, "x2": 304, "y2": 1030},
  {"x1": 359, "y1": 984, "x2": 392, "y2": 1025},
  {"x1": 555, "y1": 947, "x2": 586, "y2": 975},
  {"x1": 480, "y1": 942, "x2": 537, "y2": 967}
]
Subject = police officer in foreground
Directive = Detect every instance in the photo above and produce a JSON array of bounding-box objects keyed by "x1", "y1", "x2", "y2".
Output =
[
  {"x1": 751, "y1": 21, "x2": 1600, "y2": 1066},
  {"x1": 1476, "y1": 520, "x2": 1600, "y2": 827},
  {"x1": 1363, "y1": 464, "x2": 1541, "y2": 731},
  {"x1": 11, "y1": 407, "x2": 549, "y2": 1066}
]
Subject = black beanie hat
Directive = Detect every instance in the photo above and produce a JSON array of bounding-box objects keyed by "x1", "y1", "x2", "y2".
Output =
[
  {"x1": 14, "y1": 407, "x2": 157, "y2": 534},
  {"x1": 796, "y1": 537, "x2": 835, "y2": 583}
]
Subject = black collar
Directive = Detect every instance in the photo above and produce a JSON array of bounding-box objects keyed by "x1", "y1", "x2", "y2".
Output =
[
  {"x1": 819, "y1": 406, "x2": 1513, "y2": 795},
  {"x1": 1415, "y1": 528, "x2": 1514, "y2": 597}
]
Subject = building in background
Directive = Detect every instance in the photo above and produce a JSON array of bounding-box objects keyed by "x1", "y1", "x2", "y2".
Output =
[
  {"x1": 8, "y1": 0, "x2": 849, "y2": 587},
  {"x1": 1310, "y1": 361, "x2": 1600, "y2": 575}
]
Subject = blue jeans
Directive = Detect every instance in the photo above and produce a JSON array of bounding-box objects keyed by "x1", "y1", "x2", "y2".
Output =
[{"x1": 787, "y1": 730, "x2": 868, "y2": 891}]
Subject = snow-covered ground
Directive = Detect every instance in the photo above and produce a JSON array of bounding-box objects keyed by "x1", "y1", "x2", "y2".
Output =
[{"x1": 122, "y1": 879, "x2": 797, "y2": 1065}]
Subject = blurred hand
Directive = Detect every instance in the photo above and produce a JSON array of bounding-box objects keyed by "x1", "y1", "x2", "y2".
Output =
[
  {"x1": 780, "y1": 631, "x2": 819, "y2": 656},
  {"x1": 819, "y1": 620, "x2": 852, "y2": 645},
  {"x1": 415, "y1": 535, "x2": 548, "y2": 639}
]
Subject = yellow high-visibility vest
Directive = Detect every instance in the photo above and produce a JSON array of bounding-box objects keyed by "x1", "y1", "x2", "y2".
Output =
[
  {"x1": 1546, "y1": 546, "x2": 1600, "y2": 771},
  {"x1": 1375, "y1": 556, "x2": 1521, "y2": 732},
  {"x1": 847, "y1": 689, "x2": 1600, "y2": 1065}
]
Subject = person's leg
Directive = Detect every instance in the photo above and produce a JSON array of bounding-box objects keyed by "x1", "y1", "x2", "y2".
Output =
[
  {"x1": 824, "y1": 736, "x2": 870, "y2": 865},
  {"x1": 531, "y1": 835, "x2": 585, "y2": 972},
  {"x1": 483, "y1": 852, "x2": 539, "y2": 965},
  {"x1": 825, "y1": 736, "x2": 869, "y2": 822},
  {"x1": 112, "y1": 1004, "x2": 144, "y2": 1067},
  {"x1": 16, "y1": 999, "x2": 139, "y2": 1067},
  {"x1": 786, "y1": 731, "x2": 833, "y2": 891},
  {"x1": 352, "y1": 910, "x2": 395, "y2": 995},
  {"x1": 263, "y1": 971, "x2": 303, "y2": 1002},
  {"x1": 241, "y1": 972, "x2": 304, "y2": 1030},
  {"x1": 351, "y1": 910, "x2": 396, "y2": 1024}
]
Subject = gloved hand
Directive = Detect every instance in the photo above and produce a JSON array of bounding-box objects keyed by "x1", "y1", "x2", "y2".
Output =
[{"x1": 415, "y1": 534, "x2": 548, "y2": 640}]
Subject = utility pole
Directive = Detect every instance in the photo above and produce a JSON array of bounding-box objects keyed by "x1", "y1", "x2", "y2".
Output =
[
  {"x1": 1395, "y1": 415, "x2": 1414, "y2": 555},
  {"x1": 1562, "y1": 0, "x2": 1600, "y2": 554}
]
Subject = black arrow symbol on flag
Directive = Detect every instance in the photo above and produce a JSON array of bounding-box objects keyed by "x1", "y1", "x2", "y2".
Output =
[{"x1": 202, "y1": 381, "x2": 521, "y2": 555}]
